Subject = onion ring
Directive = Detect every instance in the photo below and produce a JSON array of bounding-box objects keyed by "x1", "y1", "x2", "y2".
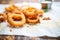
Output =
[
  {"x1": 7, "y1": 13, "x2": 26, "y2": 27},
  {"x1": 37, "y1": 10, "x2": 44, "y2": 17},
  {"x1": 27, "y1": 16, "x2": 40, "y2": 24},
  {"x1": 5, "y1": 4, "x2": 20, "y2": 12},
  {"x1": 23, "y1": 7, "x2": 38, "y2": 17},
  {"x1": 0, "y1": 13, "x2": 6, "y2": 22}
]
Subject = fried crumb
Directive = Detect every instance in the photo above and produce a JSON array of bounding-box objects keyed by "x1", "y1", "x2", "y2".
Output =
[
  {"x1": 27, "y1": 26, "x2": 29, "y2": 27},
  {"x1": 43, "y1": 17, "x2": 51, "y2": 20},
  {"x1": 10, "y1": 29, "x2": 13, "y2": 32}
]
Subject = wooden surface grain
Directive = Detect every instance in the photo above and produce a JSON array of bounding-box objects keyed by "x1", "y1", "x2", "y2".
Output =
[{"x1": 0, "y1": 35, "x2": 58, "y2": 40}]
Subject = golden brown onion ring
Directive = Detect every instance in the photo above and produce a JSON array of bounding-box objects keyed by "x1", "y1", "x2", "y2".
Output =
[
  {"x1": 23, "y1": 7, "x2": 38, "y2": 17},
  {"x1": 27, "y1": 16, "x2": 40, "y2": 24},
  {"x1": 0, "y1": 13, "x2": 6, "y2": 22},
  {"x1": 5, "y1": 4, "x2": 20, "y2": 12},
  {"x1": 7, "y1": 13, "x2": 26, "y2": 27},
  {"x1": 37, "y1": 10, "x2": 44, "y2": 17}
]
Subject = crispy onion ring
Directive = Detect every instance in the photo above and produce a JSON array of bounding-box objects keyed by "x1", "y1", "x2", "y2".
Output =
[
  {"x1": 23, "y1": 7, "x2": 37, "y2": 17},
  {"x1": 5, "y1": 5, "x2": 20, "y2": 12},
  {"x1": 37, "y1": 10, "x2": 44, "y2": 17},
  {"x1": 0, "y1": 13, "x2": 6, "y2": 22},
  {"x1": 7, "y1": 13, "x2": 26, "y2": 27},
  {"x1": 27, "y1": 16, "x2": 40, "y2": 24}
]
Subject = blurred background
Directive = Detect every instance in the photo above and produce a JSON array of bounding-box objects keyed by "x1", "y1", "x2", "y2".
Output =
[{"x1": 0, "y1": 0, "x2": 60, "y2": 4}]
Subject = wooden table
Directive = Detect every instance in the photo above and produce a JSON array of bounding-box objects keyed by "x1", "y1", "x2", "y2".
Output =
[{"x1": 0, "y1": 35, "x2": 59, "y2": 40}]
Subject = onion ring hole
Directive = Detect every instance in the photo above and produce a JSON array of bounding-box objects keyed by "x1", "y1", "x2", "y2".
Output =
[{"x1": 12, "y1": 15, "x2": 22, "y2": 21}]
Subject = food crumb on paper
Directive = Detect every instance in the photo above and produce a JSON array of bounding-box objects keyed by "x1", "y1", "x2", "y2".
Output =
[
  {"x1": 43, "y1": 17, "x2": 51, "y2": 20},
  {"x1": 10, "y1": 29, "x2": 13, "y2": 32}
]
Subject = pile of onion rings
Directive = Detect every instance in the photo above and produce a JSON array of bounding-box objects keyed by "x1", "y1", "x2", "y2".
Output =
[{"x1": 0, "y1": 4, "x2": 44, "y2": 28}]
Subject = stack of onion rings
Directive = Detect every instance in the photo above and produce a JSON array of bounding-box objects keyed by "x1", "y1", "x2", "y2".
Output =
[
  {"x1": 23, "y1": 7, "x2": 40, "y2": 24},
  {"x1": 4, "y1": 5, "x2": 44, "y2": 27}
]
